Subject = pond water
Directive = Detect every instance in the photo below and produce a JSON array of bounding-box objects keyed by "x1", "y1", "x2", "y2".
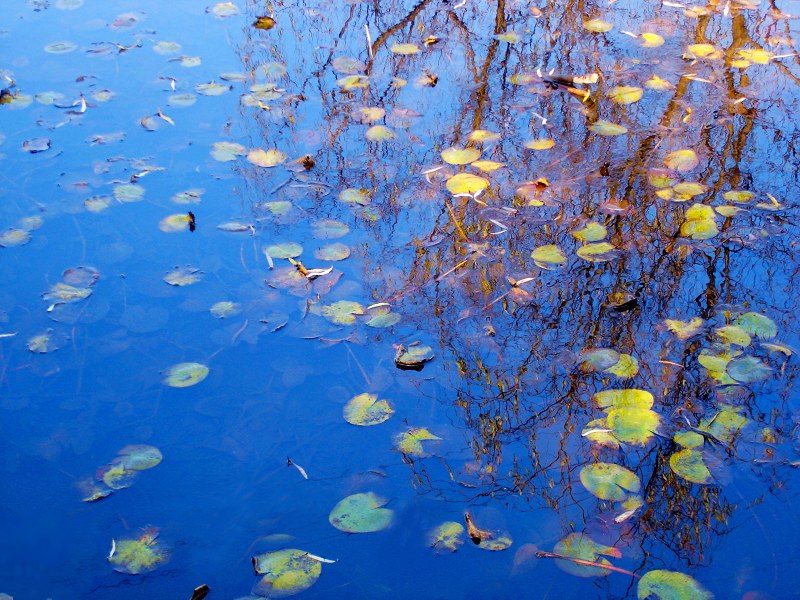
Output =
[{"x1": 2, "y1": 0, "x2": 800, "y2": 598}]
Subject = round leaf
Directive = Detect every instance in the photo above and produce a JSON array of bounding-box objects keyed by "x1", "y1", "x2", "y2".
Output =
[
  {"x1": 252, "y1": 549, "x2": 321, "y2": 598},
  {"x1": 637, "y1": 569, "x2": 713, "y2": 600},
  {"x1": 164, "y1": 362, "x2": 209, "y2": 388},
  {"x1": 441, "y1": 146, "x2": 480, "y2": 165},
  {"x1": 329, "y1": 492, "x2": 394, "y2": 533},
  {"x1": 580, "y1": 462, "x2": 641, "y2": 500},
  {"x1": 343, "y1": 393, "x2": 394, "y2": 426}
]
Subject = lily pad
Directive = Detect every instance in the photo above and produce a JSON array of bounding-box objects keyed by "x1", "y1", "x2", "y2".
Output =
[
  {"x1": 441, "y1": 147, "x2": 480, "y2": 165},
  {"x1": 164, "y1": 266, "x2": 203, "y2": 286},
  {"x1": 531, "y1": 244, "x2": 567, "y2": 268},
  {"x1": 589, "y1": 120, "x2": 628, "y2": 136},
  {"x1": 248, "y1": 148, "x2": 286, "y2": 167},
  {"x1": 108, "y1": 527, "x2": 168, "y2": 574},
  {"x1": 735, "y1": 312, "x2": 777, "y2": 339},
  {"x1": 664, "y1": 317, "x2": 704, "y2": 339},
  {"x1": 266, "y1": 242, "x2": 303, "y2": 259},
  {"x1": 637, "y1": 569, "x2": 712, "y2": 600},
  {"x1": 315, "y1": 243, "x2": 350, "y2": 261},
  {"x1": 394, "y1": 427, "x2": 441, "y2": 456},
  {"x1": 576, "y1": 242, "x2": 617, "y2": 262},
  {"x1": 210, "y1": 301, "x2": 241, "y2": 318},
  {"x1": 664, "y1": 149, "x2": 699, "y2": 172},
  {"x1": 395, "y1": 344, "x2": 434, "y2": 369},
  {"x1": 312, "y1": 219, "x2": 349, "y2": 239},
  {"x1": 727, "y1": 356, "x2": 771, "y2": 383},
  {"x1": 0, "y1": 228, "x2": 32, "y2": 247},
  {"x1": 580, "y1": 462, "x2": 641, "y2": 501},
  {"x1": 329, "y1": 492, "x2": 394, "y2": 533},
  {"x1": 113, "y1": 184, "x2": 145, "y2": 203},
  {"x1": 669, "y1": 449, "x2": 712, "y2": 484},
  {"x1": 343, "y1": 393, "x2": 394, "y2": 426},
  {"x1": 429, "y1": 522, "x2": 465, "y2": 552},
  {"x1": 163, "y1": 362, "x2": 209, "y2": 388},
  {"x1": 252, "y1": 549, "x2": 321, "y2": 597},
  {"x1": 553, "y1": 533, "x2": 619, "y2": 577},
  {"x1": 446, "y1": 173, "x2": 489, "y2": 195},
  {"x1": 607, "y1": 86, "x2": 643, "y2": 104}
]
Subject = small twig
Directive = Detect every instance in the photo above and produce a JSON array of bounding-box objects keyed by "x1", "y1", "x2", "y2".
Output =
[{"x1": 535, "y1": 551, "x2": 640, "y2": 578}]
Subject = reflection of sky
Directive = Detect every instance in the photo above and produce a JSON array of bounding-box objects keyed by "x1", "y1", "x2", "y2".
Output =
[{"x1": 1, "y1": 0, "x2": 800, "y2": 597}]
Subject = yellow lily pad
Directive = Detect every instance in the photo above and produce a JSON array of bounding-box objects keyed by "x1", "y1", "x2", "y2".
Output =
[
  {"x1": 441, "y1": 146, "x2": 480, "y2": 165},
  {"x1": 329, "y1": 492, "x2": 394, "y2": 533},
  {"x1": 394, "y1": 427, "x2": 441, "y2": 456},
  {"x1": 252, "y1": 549, "x2": 322, "y2": 597},
  {"x1": 343, "y1": 393, "x2": 394, "y2": 426},
  {"x1": 446, "y1": 173, "x2": 489, "y2": 195}
]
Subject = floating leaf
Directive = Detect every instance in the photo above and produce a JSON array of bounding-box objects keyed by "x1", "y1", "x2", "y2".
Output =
[
  {"x1": 337, "y1": 75, "x2": 369, "y2": 90},
  {"x1": 645, "y1": 74, "x2": 674, "y2": 91},
  {"x1": 580, "y1": 463, "x2": 641, "y2": 501},
  {"x1": 159, "y1": 213, "x2": 192, "y2": 233},
  {"x1": 390, "y1": 43, "x2": 419, "y2": 55},
  {"x1": 665, "y1": 317, "x2": 704, "y2": 339},
  {"x1": 531, "y1": 244, "x2": 567, "y2": 268},
  {"x1": 42, "y1": 283, "x2": 92, "y2": 304},
  {"x1": 395, "y1": 344, "x2": 434, "y2": 369},
  {"x1": 153, "y1": 41, "x2": 181, "y2": 55},
  {"x1": 735, "y1": 312, "x2": 777, "y2": 339},
  {"x1": 333, "y1": 57, "x2": 366, "y2": 74},
  {"x1": 329, "y1": 492, "x2": 393, "y2": 533},
  {"x1": 471, "y1": 160, "x2": 505, "y2": 172},
  {"x1": 553, "y1": 533, "x2": 619, "y2": 577},
  {"x1": 312, "y1": 219, "x2": 349, "y2": 239},
  {"x1": 118, "y1": 445, "x2": 162, "y2": 471},
  {"x1": 210, "y1": 141, "x2": 246, "y2": 162},
  {"x1": 164, "y1": 266, "x2": 203, "y2": 286},
  {"x1": 699, "y1": 407, "x2": 747, "y2": 443},
  {"x1": 210, "y1": 301, "x2": 241, "y2": 318},
  {"x1": 365, "y1": 306, "x2": 401, "y2": 328},
  {"x1": 441, "y1": 147, "x2": 480, "y2": 165},
  {"x1": 168, "y1": 93, "x2": 197, "y2": 107},
  {"x1": 210, "y1": 2, "x2": 238, "y2": 17},
  {"x1": 589, "y1": 120, "x2": 628, "y2": 136},
  {"x1": 727, "y1": 356, "x2": 771, "y2": 383},
  {"x1": 343, "y1": 393, "x2": 394, "y2": 426},
  {"x1": 525, "y1": 138, "x2": 556, "y2": 151},
  {"x1": 735, "y1": 48, "x2": 773, "y2": 65},
  {"x1": 44, "y1": 41, "x2": 77, "y2": 54},
  {"x1": 572, "y1": 222, "x2": 607, "y2": 242},
  {"x1": 248, "y1": 148, "x2": 287, "y2": 167},
  {"x1": 579, "y1": 348, "x2": 620, "y2": 371},
  {"x1": 640, "y1": 32, "x2": 665, "y2": 48},
  {"x1": 607, "y1": 86, "x2": 643, "y2": 105},
  {"x1": 266, "y1": 242, "x2": 303, "y2": 259},
  {"x1": 338, "y1": 188, "x2": 371, "y2": 205},
  {"x1": 22, "y1": 138, "x2": 51, "y2": 153},
  {"x1": 0, "y1": 228, "x2": 31, "y2": 247},
  {"x1": 664, "y1": 149, "x2": 699, "y2": 172},
  {"x1": 669, "y1": 449, "x2": 712, "y2": 484},
  {"x1": 109, "y1": 528, "x2": 168, "y2": 574},
  {"x1": 715, "y1": 325, "x2": 751, "y2": 347},
  {"x1": 112, "y1": 184, "x2": 145, "y2": 203},
  {"x1": 365, "y1": 125, "x2": 396, "y2": 141},
  {"x1": 583, "y1": 19, "x2": 613, "y2": 33},
  {"x1": 681, "y1": 203, "x2": 718, "y2": 240},
  {"x1": 637, "y1": 569, "x2": 713, "y2": 600},
  {"x1": 429, "y1": 522, "x2": 465, "y2": 552},
  {"x1": 685, "y1": 43, "x2": 721, "y2": 60},
  {"x1": 321, "y1": 300, "x2": 365, "y2": 325},
  {"x1": 576, "y1": 242, "x2": 617, "y2": 262},
  {"x1": 723, "y1": 190, "x2": 754, "y2": 203},
  {"x1": 394, "y1": 427, "x2": 441, "y2": 456},
  {"x1": 252, "y1": 549, "x2": 321, "y2": 597},
  {"x1": 27, "y1": 330, "x2": 60, "y2": 353},
  {"x1": 495, "y1": 31, "x2": 521, "y2": 43},
  {"x1": 672, "y1": 182, "x2": 707, "y2": 197},
  {"x1": 605, "y1": 354, "x2": 639, "y2": 378},
  {"x1": 582, "y1": 418, "x2": 619, "y2": 448},
  {"x1": 164, "y1": 362, "x2": 209, "y2": 388},
  {"x1": 607, "y1": 406, "x2": 660, "y2": 445},
  {"x1": 446, "y1": 173, "x2": 489, "y2": 195},
  {"x1": 469, "y1": 130, "x2": 501, "y2": 143},
  {"x1": 315, "y1": 243, "x2": 350, "y2": 261}
]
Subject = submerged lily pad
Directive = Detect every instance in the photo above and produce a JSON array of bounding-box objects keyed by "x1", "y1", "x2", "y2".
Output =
[
  {"x1": 164, "y1": 266, "x2": 204, "y2": 286},
  {"x1": 108, "y1": 527, "x2": 167, "y2": 574},
  {"x1": 210, "y1": 301, "x2": 241, "y2": 318},
  {"x1": 163, "y1": 362, "x2": 209, "y2": 388},
  {"x1": 0, "y1": 228, "x2": 32, "y2": 247},
  {"x1": 553, "y1": 533, "x2": 619, "y2": 577},
  {"x1": 637, "y1": 569, "x2": 712, "y2": 600},
  {"x1": 343, "y1": 393, "x2": 394, "y2": 426},
  {"x1": 429, "y1": 522, "x2": 465, "y2": 552},
  {"x1": 394, "y1": 427, "x2": 441, "y2": 456},
  {"x1": 252, "y1": 549, "x2": 321, "y2": 597},
  {"x1": 669, "y1": 449, "x2": 712, "y2": 484},
  {"x1": 329, "y1": 492, "x2": 394, "y2": 533}
]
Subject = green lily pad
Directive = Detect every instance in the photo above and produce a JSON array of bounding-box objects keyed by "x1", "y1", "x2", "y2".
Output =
[
  {"x1": 715, "y1": 325, "x2": 751, "y2": 347},
  {"x1": 312, "y1": 219, "x2": 349, "y2": 239},
  {"x1": 252, "y1": 549, "x2": 321, "y2": 598},
  {"x1": 698, "y1": 406, "x2": 747, "y2": 443},
  {"x1": 163, "y1": 362, "x2": 209, "y2": 388},
  {"x1": 581, "y1": 418, "x2": 619, "y2": 448},
  {"x1": 576, "y1": 242, "x2": 617, "y2": 262},
  {"x1": 735, "y1": 312, "x2": 777, "y2": 339},
  {"x1": 429, "y1": 521, "x2": 465, "y2": 552},
  {"x1": 531, "y1": 244, "x2": 567, "y2": 268},
  {"x1": 266, "y1": 242, "x2": 303, "y2": 259},
  {"x1": 343, "y1": 393, "x2": 394, "y2": 426},
  {"x1": 669, "y1": 449, "x2": 712, "y2": 484},
  {"x1": 607, "y1": 406, "x2": 660, "y2": 445},
  {"x1": 441, "y1": 147, "x2": 480, "y2": 165},
  {"x1": 580, "y1": 462, "x2": 641, "y2": 501},
  {"x1": 117, "y1": 445, "x2": 162, "y2": 471},
  {"x1": 329, "y1": 492, "x2": 394, "y2": 533},
  {"x1": 210, "y1": 301, "x2": 241, "y2": 318},
  {"x1": 321, "y1": 300, "x2": 365, "y2": 325},
  {"x1": 553, "y1": 533, "x2": 619, "y2": 577},
  {"x1": 594, "y1": 389, "x2": 654, "y2": 409},
  {"x1": 314, "y1": 243, "x2": 350, "y2": 261},
  {"x1": 664, "y1": 317, "x2": 704, "y2": 339},
  {"x1": 572, "y1": 222, "x2": 607, "y2": 242},
  {"x1": 727, "y1": 356, "x2": 771, "y2": 383},
  {"x1": 673, "y1": 431, "x2": 704, "y2": 449},
  {"x1": 664, "y1": 149, "x2": 699, "y2": 172},
  {"x1": 607, "y1": 86, "x2": 643, "y2": 105},
  {"x1": 164, "y1": 266, "x2": 204, "y2": 286},
  {"x1": 365, "y1": 307, "x2": 401, "y2": 328},
  {"x1": 589, "y1": 120, "x2": 628, "y2": 136},
  {"x1": 113, "y1": 183, "x2": 145, "y2": 202},
  {"x1": 394, "y1": 427, "x2": 441, "y2": 456},
  {"x1": 637, "y1": 569, "x2": 712, "y2": 600},
  {"x1": 108, "y1": 528, "x2": 168, "y2": 574}
]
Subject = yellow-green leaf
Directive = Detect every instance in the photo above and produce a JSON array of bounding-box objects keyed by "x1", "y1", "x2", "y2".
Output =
[{"x1": 343, "y1": 393, "x2": 394, "y2": 426}]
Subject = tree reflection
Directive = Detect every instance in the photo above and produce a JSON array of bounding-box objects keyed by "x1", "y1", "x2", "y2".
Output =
[{"x1": 234, "y1": 0, "x2": 798, "y2": 577}]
